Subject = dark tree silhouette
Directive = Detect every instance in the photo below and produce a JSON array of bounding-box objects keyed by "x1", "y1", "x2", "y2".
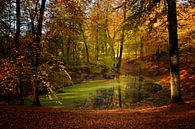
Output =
[
  {"x1": 15, "y1": 0, "x2": 24, "y2": 105},
  {"x1": 166, "y1": 0, "x2": 182, "y2": 103},
  {"x1": 116, "y1": 0, "x2": 127, "y2": 74},
  {"x1": 32, "y1": 0, "x2": 46, "y2": 106}
]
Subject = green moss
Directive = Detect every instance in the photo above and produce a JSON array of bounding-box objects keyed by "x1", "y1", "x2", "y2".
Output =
[
  {"x1": 39, "y1": 77, "x2": 159, "y2": 109},
  {"x1": 40, "y1": 80, "x2": 117, "y2": 109}
]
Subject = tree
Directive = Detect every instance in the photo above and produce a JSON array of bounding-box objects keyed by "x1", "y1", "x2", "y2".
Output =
[
  {"x1": 15, "y1": 0, "x2": 20, "y2": 49},
  {"x1": 15, "y1": 0, "x2": 25, "y2": 105},
  {"x1": 88, "y1": 0, "x2": 122, "y2": 69},
  {"x1": 0, "y1": 0, "x2": 15, "y2": 59},
  {"x1": 32, "y1": 0, "x2": 46, "y2": 106},
  {"x1": 46, "y1": 0, "x2": 86, "y2": 65},
  {"x1": 166, "y1": 0, "x2": 182, "y2": 103},
  {"x1": 116, "y1": 0, "x2": 127, "y2": 74},
  {"x1": 115, "y1": 0, "x2": 127, "y2": 108},
  {"x1": 126, "y1": 0, "x2": 182, "y2": 103},
  {"x1": 80, "y1": 24, "x2": 90, "y2": 63}
]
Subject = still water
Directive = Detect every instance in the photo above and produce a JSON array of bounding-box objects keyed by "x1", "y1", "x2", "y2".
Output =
[{"x1": 41, "y1": 76, "x2": 162, "y2": 109}]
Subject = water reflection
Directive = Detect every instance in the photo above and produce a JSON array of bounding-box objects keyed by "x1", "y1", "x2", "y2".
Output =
[
  {"x1": 84, "y1": 76, "x2": 162, "y2": 109},
  {"x1": 90, "y1": 88, "x2": 115, "y2": 109}
]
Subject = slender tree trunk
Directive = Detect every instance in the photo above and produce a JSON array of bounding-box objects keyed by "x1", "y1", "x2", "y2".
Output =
[
  {"x1": 19, "y1": 82, "x2": 24, "y2": 105},
  {"x1": 112, "y1": 14, "x2": 117, "y2": 66},
  {"x1": 80, "y1": 25, "x2": 89, "y2": 63},
  {"x1": 96, "y1": 28, "x2": 99, "y2": 61},
  {"x1": 15, "y1": 0, "x2": 20, "y2": 49},
  {"x1": 67, "y1": 22, "x2": 72, "y2": 63},
  {"x1": 15, "y1": 0, "x2": 24, "y2": 105},
  {"x1": 30, "y1": 0, "x2": 38, "y2": 40},
  {"x1": 166, "y1": 0, "x2": 182, "y2": 103},
  {"x1": 83, "y1": 34, "x2": 89, "y2": 63},
  {"x1": 116, "y1": 1, "x2": 126, "y2": 74},
  {"x1": 115, "y1": 1, "x2": 127, "y2": 107},
  {"x1": 30, "y1": 1, "x2": 38, "y2": 106},
  {"x1": 32, "y1": 0, "x2": 46, "y2": 106},
  {"x1": 104, "y1": 8, "x2": 109, "y2": 59},
  {"x1": 84, "y1": 41, "x2": 89, "y2": 63},
  {"x1": 67, "y1": 40, "x2": 70, "y2": 63},
  {"x1": 72, "y1": 42, "x2": 75, "y2": 64},
  {"x1": 95, "y1": 0, "x2": 100, "y2": 61},
  {"x1": 156, "y1": 45, "x2": 160, "y2": 75},
  {"x1": 137, "y1": 37, "x2": 143, "y2": 102}
]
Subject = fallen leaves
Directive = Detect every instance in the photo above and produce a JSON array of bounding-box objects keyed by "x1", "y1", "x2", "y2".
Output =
[{"x1": 0, "y1": 101, "x2": 195, "y2": 129}]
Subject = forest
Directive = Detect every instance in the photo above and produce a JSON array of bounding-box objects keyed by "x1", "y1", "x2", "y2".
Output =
[{"x1": 0, "y1": 0, "x2": 194, "y2": 128}]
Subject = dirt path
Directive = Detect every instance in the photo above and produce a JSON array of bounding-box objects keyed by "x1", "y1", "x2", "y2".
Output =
[{"x1": 0, "y1": 101, "x2": 195, "y2": 129}]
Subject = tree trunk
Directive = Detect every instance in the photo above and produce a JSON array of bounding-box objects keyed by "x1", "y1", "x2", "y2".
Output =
[
  {"x1": 32, "y1": 81, "x2": 40, "y2": 106},
  {"x1": 95, "y1": 0, "x2": 100, "y2": 61},
  {"x1": 116, "y1": 1, "x2": 126, "y2": 74},
  {"x1": 167, "y1": 0, "x2": 182, "y2": 103},
  {"x1": 72, "y1": 42, "x2": 75, "y2": 64},
  {"x1": 32, "y1": 0, "x2": 46, "y2": 106},
  {"x1": 137, "y1": 37, "x2": 143, "y2": 102},
  {"x1": 83, "y1": 33, "x2": 89, "y2": 63},
  {"x1": 15, "y1": 0, "x2": 24, "y2": 105},
  {"x1": 67, "y1": 22, "x2": 72, "y2": 63},
  {"x1": 115, "y1": 2, "x2": 127, "y2": 107},
  {"x1": 19, "y1": 82, "x2": 24, "y2": 105},
  {"x1": 15, "y1": 0, "x2": 20, "y2": 48},
  {"x1": 156, "y1": 45, "x2": 160, "y2": 75},
  {"x1": 79, "y1": 24, "x2": 89, "y2": 63},
  {"x1": 104, "y1": 8, "x2": 109, "y2": 59},
  {"x1": 96, "y1": 28, "x2": 99, "y2": 61},
  {"x1": 66, "y1": 40, "x2": 70, "y2": 63}
]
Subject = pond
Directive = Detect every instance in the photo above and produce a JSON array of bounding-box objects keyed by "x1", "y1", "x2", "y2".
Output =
[{"x1": 40, "y1": 75, "x2": 162, "y2": 109}]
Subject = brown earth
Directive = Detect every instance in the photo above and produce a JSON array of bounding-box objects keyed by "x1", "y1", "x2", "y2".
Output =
[{"x1": 0, "y1": 101, "x2": 195, "y2": 129}]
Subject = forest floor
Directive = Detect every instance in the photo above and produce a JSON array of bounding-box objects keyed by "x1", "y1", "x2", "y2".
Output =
[{"x1": 0, "y1": 100, "x2": 195, "y2": 129}]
